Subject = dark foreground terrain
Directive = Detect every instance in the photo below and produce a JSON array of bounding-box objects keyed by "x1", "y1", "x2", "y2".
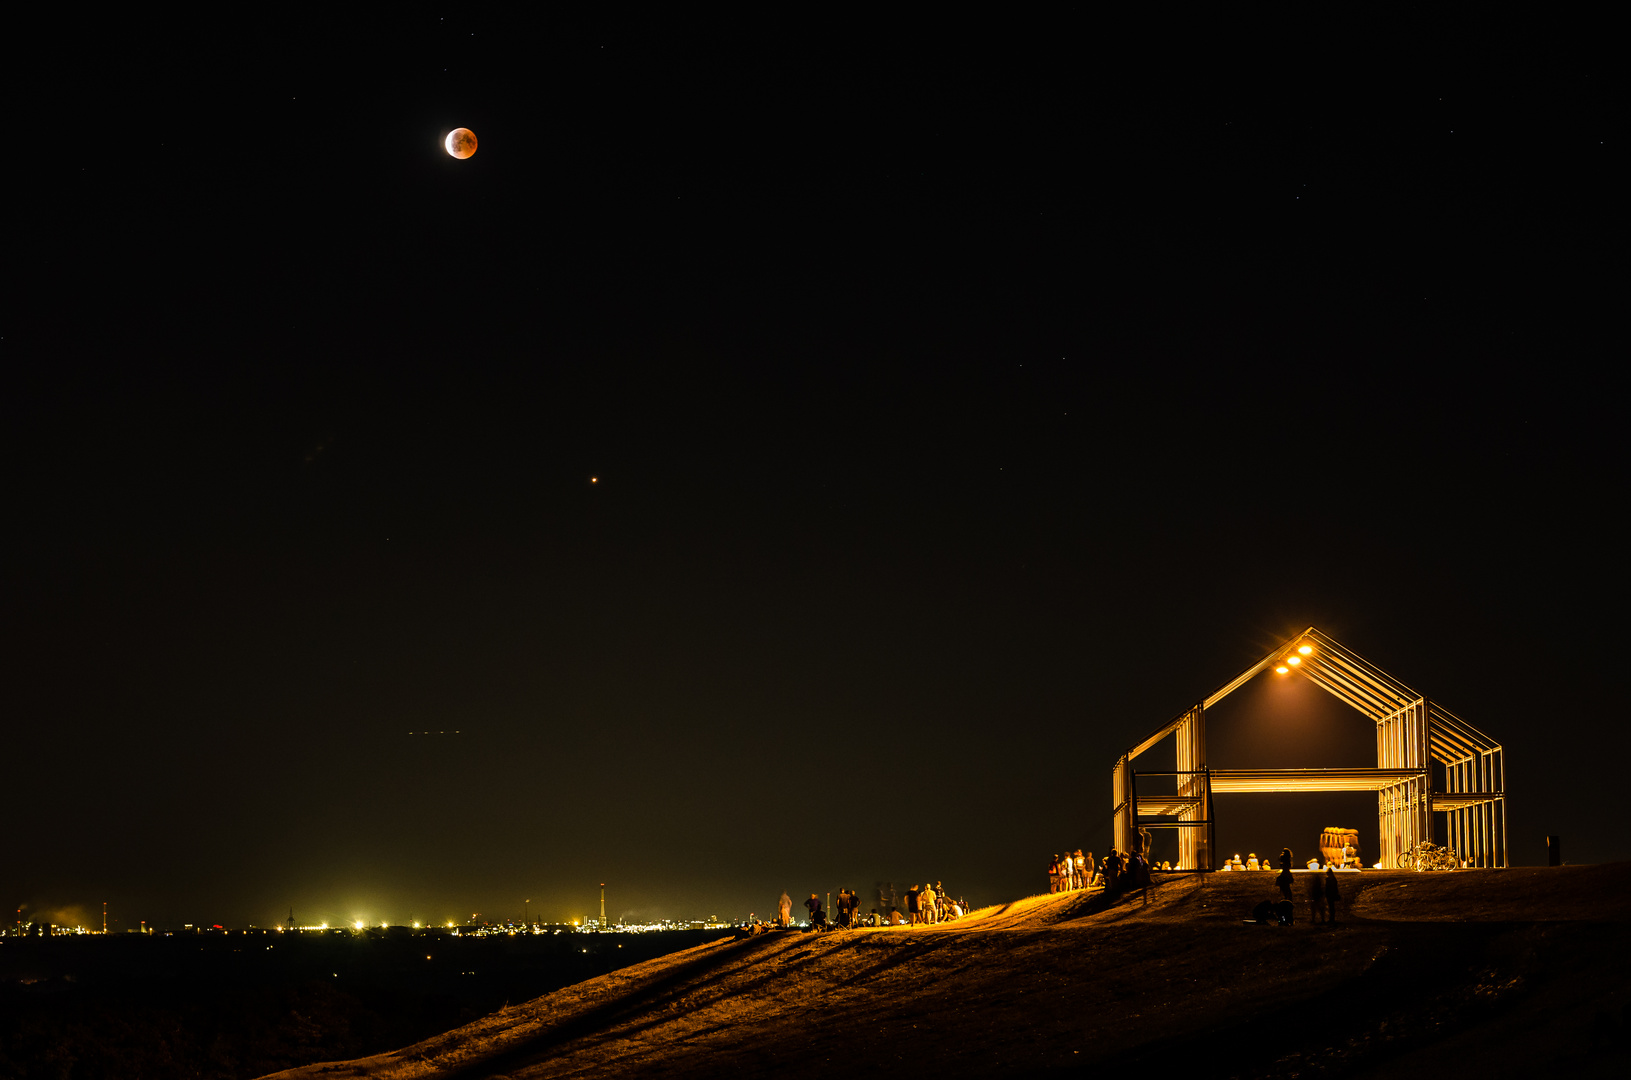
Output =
[
  {"x1": 0, "y1": 928, "x2": 729, "y2": 1079},
  {"x1": 266, "y1": 866, "x2": 1630, "y2": 1079}
]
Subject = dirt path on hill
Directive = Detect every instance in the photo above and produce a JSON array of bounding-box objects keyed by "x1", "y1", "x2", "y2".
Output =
[{"x1": 262, "y1": 866, "x2": 1631, "y2": 1080}]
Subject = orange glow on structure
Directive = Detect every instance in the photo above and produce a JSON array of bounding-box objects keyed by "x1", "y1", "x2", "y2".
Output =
[
  {"x1": 1288, "y1": 656, "x2": 1301, "y2": 666},
  {"x1": 1275, "y1": 665, "x2": 1289, "y2": 674},
  {"x1": 1298, "y1": 645, "x2": 1313, "y2": 655}
]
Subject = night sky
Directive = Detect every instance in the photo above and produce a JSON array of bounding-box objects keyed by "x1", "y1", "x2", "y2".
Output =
[{"x1": 5, "y1": 13, "x2": 1620, "y2": 930}]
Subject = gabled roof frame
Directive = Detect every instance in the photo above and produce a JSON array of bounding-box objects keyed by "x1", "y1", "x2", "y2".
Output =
[{"x1": 1111, "y1": 627, "x2": 1508, "y2": 869}]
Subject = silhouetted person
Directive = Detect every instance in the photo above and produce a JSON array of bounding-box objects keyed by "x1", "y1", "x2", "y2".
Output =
[
  {"x1": 1103, "y1": 850, "x2": 1121, "y2": 895},
  {"x1": 906, "y1": 884, "x2": 921, "y2": 924},
  {"x1": 1324, "y1": 868, "x2": 1342, "y2": 924},
  {"x1": 876, "y1": 881, "x2": 897, "y2": 919},
  {"x1": 805, "y1": 893, "x2": 824, "y2": 930},
  {"x1": 1305, "y1": 871, "x2": 1326, "y2": 923},
  {"x1": 1276, "y1": 866, "x2": 1294, "y2": 903},
  {"x1": 1132, "y1": 851, "x2": 1152, "y2": 906}
]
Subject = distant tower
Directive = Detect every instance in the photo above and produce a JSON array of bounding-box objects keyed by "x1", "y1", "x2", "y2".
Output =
[
  {"x1": 103, "y1": 901, "x2": 107, "y2": 935},
  {"x1": 600, "y1": 883, "x2": 606, "y2": 929}
]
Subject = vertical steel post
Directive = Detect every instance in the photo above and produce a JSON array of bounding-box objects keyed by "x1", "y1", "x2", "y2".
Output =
[{"x1": 1112, "y1": 756, "x2": 1131, "y2": 856}]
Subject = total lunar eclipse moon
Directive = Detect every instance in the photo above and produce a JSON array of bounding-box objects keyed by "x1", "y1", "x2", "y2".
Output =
[{"x1": 445, "y1": 128, "x2": 477, "y2": 159}]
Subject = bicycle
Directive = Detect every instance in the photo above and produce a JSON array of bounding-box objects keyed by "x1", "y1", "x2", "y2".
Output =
[{"x1": 1396, "y1": 841, "x2": 1460, "y2": 871}]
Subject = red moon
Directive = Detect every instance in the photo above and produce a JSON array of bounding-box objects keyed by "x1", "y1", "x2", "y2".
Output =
[{"x1": 445, "y1": 128, "x2": 477, "y2": 159}]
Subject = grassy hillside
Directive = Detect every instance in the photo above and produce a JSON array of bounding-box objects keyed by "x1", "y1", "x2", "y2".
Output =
[{"x1": 262, "y1": 866, "x2": 1631, "y2": 1078}]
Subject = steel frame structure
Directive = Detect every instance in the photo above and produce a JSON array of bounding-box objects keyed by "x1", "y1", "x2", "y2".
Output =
[{"x1": 1111, "y1": 627, "x2": 1507, "y2": 869}]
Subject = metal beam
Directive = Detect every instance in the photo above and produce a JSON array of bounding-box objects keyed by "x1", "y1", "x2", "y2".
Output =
[{"x1": 1211, "y1": 768, "x2": 1426, "y2": 793}]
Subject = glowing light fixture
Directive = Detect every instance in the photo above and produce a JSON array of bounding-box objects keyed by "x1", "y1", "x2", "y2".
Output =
[
  {"x1": 1288, "y1": 656, "x2": 1301, "y2": 666},
  {"x1": 1275, "y1": 665, "x2": 1289, "y2": 674},
  {"x1": 1298, "y1": 645, "x2": 1313, "y2": 655},
  {"x1": 355, "y1": 921, "x2": 365, "y2": 930}
]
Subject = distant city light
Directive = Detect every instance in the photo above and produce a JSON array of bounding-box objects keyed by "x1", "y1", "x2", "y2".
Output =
[{"x1": 355, "y1": 921, "x2": 365, "y2": 930}]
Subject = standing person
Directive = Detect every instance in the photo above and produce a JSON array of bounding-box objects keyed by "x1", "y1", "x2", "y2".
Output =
[
  {"x1": 1103, "y1": 851, "x2": 1121, "y2": 895},
  {"x1": 906, "y1": 884, "x2": 921, "y2": 925},
  {"x1": 1132, "y1": 850, "x2": 1152, "y2": 906},
  {"x1": 1305, "y1": 870, "x2": 1326, "y2": 924},
  {"x1": 935, "y1": 881, "x2": 949, "y2": 920},
  {"x1": 1048, "y1": 855, "x2": 1061, "y2": 893},
  {"x1": 1072, "y1": 850, "x2": 1086, "y2": 889},
  {"x1": 921, "y1": 881, "x2": 938, "y2": 924},
  {"x1": 804, "y1": 893, "x2": 823, "y2": 929},
  {"x1": 1084, "y1": 852, "x2": 1098, "y2": 888},
  {"x1": 1276, "y1": 850, "x2": 1295, "y2": 903},
  {"x1": 1324, "y1": 868, "x2": 1342, "y2": 925},
  {"x1": 778, "y1": 891, "x2": 792, "y2": 928}
]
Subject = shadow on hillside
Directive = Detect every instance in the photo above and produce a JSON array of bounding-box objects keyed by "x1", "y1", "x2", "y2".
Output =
[
  {"x1": 1031, "y1": 917, "x2": 1631, "y2": 1079},
  {"x1": 434, "y1": 935, "x2": 788, "y2": 1079}
]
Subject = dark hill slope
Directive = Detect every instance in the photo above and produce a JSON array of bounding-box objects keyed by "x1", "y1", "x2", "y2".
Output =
[{"x1": 264, "y1": 865, "x2": 1631, "y2": 1079}]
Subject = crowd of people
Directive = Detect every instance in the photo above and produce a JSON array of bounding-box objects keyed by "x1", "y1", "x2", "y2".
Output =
[
  {"x1": 759, "y1": 842, "x2": 1346, "y2": 938},
  {"x1": 1047, "y1": 850, "x2": 1095, "y2": 891},
  {"x1": 771, "y1": 881, "x2": 968, "y2": 932},
  {"x1": 1219, "y1": 851, "x2": 1348, "y2": 872},
  {"x1": 1242, "y1": 848, "x2": 1344, "y2": 926},
  {"x1": 1047, "y1": 845, "x2": 1157, "y2": 903}
]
